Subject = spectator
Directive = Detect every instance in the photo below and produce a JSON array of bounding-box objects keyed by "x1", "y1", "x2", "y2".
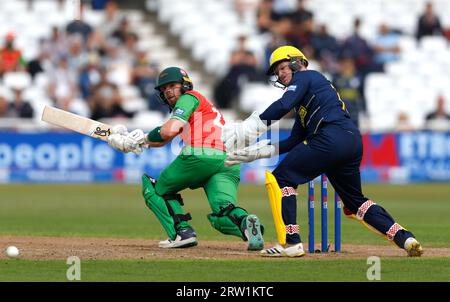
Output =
[
  {"x1": 311, "y1": 24, "x2": 340, "y2": 73},
  {"x1": 66, "y1": 4, "x2": 93, "y2": 42},
  {"x1": 98, "y1": 1, "x2": 123, "y2": 38},
  {"x1": 287, "y1": 10, "x2": 315, "y2": 54},
  {"x1": 373, "y1": 23, "x2": 401, "y2": 71},
  {"x1": 288, "y1": 0, "x2": 313, "y2": 28},
  {"x1": 341, "y1": 18, "x2": 375, "y2": 76},
  {"x1": 234, "y1": 0, "x2": 259, "y2": 25},
  {"x1": 395, "y1": 111, "x2": 415, "y2": 132},
  {"x1": 102, "y1": 38, "x2": 132, "y2": 86},
  {"x1": 48, "y1": 55, "x2": 78, "y2": 111},
  {"x1": 91, "y1": 0, "x2": 109, "y2": 10},
  {"x1": 96, "y1": 32, "x2": 137, "y2": 79},
  {"x1": 43, "y1": 26, "x2": 69, "y2": 62},
  {"x1": 27, "y1": 41, "x2": 52, "y2": 79},
  {"x1": 416, "y1": 2, "x2": 443, "y2": 41},
  {"x1": 264, "y1": 33, "x2": 287, "y2": 73},
  {"x1": 123, "y1": 32, "x2": 140, "y2": 63},
  {"x1": 86, "y1": 30, "x2": 108, "y2": 58},
  {"x1": 332, "y1": 56, "x2": 365, "y2": 128},
  {"x1": 229, "y1": 35, "x2": 258, "y2": 68},
  {"x1": 256, "y1": 0, "x2": 291, "y2": 37},
  {"x1": 130, "y1": 46, "x2": 164, "y2": 113},
  {"x1": 0, "y1": 32, "x2": 26, "y2": 76},
  {"x1": 67, "y1": 34, "x2": 89, "y2": 74},
  {"x1": 88, "y1": 66, "x2": 133, "y2": 120},
  {"x1": 425, "y1": 94, "x2": 450, "y2": 131},
  {"x1": 7, "y1": 88, "x2": 34, "y2": 118},
  {"x1": 213, "y1": 35, "x2": 264, "y2": 109},
  {"x1": 272, "y1": 0, "x2": 297, "y2": 15},
  {"x1": 111, "y1": 17, "x2": 131, "y2": 44},
  {"x1": 27, "y1": 54, "x2": 44, "y2": 80},
  {"x1": 79, "y1": 53, "x2": 102, "y2": 99},
  {"x1": 0, "y1": 95, "x2": 9, "y2": 117}
]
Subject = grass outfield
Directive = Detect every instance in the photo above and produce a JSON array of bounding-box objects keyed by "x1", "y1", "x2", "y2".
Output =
[
  {"x1": 0, "y1": 183, "x2": 449, "y2": 281},
  {"x1": 1, "y1": 258, "x2": 449, "y2": 282}
]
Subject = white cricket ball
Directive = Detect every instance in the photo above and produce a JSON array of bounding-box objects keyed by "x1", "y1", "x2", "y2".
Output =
[{"x1": 5, "y1": 246, "x2": 20, "y2": 258}]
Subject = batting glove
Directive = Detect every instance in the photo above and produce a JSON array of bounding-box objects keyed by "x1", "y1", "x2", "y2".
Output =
[
  {"x1": 111, "y1": 124, "x2": 129, "y2": 135},
  {"x1": 125, "y1": 129, "x2": 146, "y2": 154},
  {"x1": 108, "y1": 131, "x2": 144, "y2": 155}
]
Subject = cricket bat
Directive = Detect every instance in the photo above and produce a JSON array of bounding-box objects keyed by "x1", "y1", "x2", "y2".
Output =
[{"x1": 41, "y1": 105, "x2": 112, "y2": 142}]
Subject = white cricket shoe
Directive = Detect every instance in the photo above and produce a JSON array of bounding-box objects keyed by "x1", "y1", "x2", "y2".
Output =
[
  {"x1": 260, "y1": 243, "x2": 306, "y2": 257},
  {"x1": 404, "y1": 237, "x2": 423, "y2": 257},
  {"x1": 158, "y1": 228, "x2": 198, "y2": 248},
  {"x1": 260, "y1": 244, "x2": 284, "y2": 257},
  {"x1": 283, "y1": 243, "x2": 306, "y2": 257}
]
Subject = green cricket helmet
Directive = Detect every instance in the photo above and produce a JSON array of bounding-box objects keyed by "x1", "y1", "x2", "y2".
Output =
[{"x1": 155, "y1": 67, "x2": 193, "y2": 107}]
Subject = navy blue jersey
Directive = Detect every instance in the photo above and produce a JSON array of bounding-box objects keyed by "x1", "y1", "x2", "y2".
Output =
[{"x1": 260, "y1": 70, "x2": 354, "y2": 147}]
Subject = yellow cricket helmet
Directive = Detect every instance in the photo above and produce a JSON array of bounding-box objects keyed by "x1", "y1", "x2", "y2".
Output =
[{"x1": 266, "y1": 45, "x2": 309, "y2": 75}]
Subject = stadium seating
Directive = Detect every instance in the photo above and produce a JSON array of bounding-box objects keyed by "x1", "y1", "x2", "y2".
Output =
[
  {"x1": 156, "y1": 0, "x2": 264, "y2": 77},
  {"x1": 154, "y1": 0, "x2": 450, "y2": 131},
  {"x1": 0, "y1": 0, "x2": 204, "y2": 129},
  {"x1": 1, "y1": 0, "x2": 449, "y2": 132}
]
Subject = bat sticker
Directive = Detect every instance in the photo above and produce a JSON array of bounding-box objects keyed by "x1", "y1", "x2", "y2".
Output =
[{"x1": 93, "y1": 127, "x2": 111, "y2": 137}]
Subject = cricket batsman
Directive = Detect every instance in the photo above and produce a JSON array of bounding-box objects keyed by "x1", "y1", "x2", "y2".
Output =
[
  {"x1": 106, "y1": 67, "x2": 264, "y2": 250},
  {"x1": 222, "y1": 46, "x2": 423, "y2": 257}
]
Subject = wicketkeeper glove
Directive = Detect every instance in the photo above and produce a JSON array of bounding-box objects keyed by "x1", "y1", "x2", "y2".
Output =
[
  {"x1": 224, "y1": 139, "x2": 275, "y2": 167},
  {"x1": 221, "y1": 111, "x2": 268, "y2": 152}
]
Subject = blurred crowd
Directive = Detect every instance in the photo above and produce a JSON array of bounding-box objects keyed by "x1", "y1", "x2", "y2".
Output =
[
  {"x1": 214, "y1": 0, "x2": 450, "y2": 130},
  {"x1": 0, "y1": 0, "x2": 449, "y2": 131},
  {"x1": 0, "y1": 0, "x2": 165, "y2": 122}
]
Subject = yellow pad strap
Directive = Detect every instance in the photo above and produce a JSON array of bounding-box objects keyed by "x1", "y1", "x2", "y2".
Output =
[
  {"x1": 265, "y1": 171, "x2": 286, "y2": 245},
  {"x1": 346, "y1": 213, "x2": 401, "y2": 247}
]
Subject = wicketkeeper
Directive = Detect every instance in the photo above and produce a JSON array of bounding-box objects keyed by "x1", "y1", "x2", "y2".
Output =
[
  {"x1": 222, "y1": 46, "x2": 423, "y2": 257},
  {"x1": 107, "y1": 67, "x2": 264, "y2": 250}
]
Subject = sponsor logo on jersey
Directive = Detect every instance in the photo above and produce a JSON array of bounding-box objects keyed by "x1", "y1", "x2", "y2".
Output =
[{"x1": 287, "y1": 85, "x2": 297, "y2": 92}]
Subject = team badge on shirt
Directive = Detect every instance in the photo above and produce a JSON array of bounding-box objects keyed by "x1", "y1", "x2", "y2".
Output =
[
  {"x1": 298, "y1": 106, "x2": 307, "y2": 127},
  {"x1": 174, "y1": 108, "x2": 185, "y2": 116}
]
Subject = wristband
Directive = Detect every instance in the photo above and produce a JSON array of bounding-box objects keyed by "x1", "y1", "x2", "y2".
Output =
[{"x1": 147, "y1": 126, "x2": 164, "y2": 142}]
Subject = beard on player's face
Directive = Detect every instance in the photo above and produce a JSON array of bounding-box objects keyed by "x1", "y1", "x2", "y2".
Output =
[{"x1": 162, "y1": 83, "x2": 183, "y2": 106}]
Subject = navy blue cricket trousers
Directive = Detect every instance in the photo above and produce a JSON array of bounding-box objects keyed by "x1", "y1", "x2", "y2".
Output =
[{"x1": 272, "y1": 122, "x2": 414, "y2": 247}]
